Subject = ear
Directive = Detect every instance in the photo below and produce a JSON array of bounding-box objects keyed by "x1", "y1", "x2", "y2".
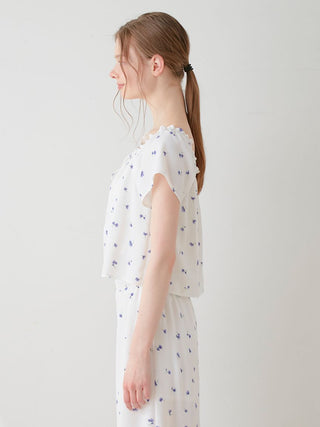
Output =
[{"x1": 150, "y1": 54, "x2": 165, "y2": 76}]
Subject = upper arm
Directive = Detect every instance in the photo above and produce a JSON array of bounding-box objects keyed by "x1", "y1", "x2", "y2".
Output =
[{"x1": 148, "y1": 172, "x2": 179, "y2": 262}]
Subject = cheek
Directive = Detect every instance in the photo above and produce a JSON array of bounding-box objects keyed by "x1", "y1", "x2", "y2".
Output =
[
  {"x1": 124, "y1": 67, "x2": 135, "y2": 84},
  {"x1": 122, "y1": 64, "x2": 139, "y2": 83}
]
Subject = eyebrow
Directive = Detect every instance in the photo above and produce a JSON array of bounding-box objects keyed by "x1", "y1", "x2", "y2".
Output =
[{"x1": 114, "y1": 55, "x2": 121, "y2": 58}]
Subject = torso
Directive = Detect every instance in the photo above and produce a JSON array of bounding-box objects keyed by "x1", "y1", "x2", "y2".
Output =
[{"x1": 101, "y1": 125, "x2": 203, "y2": 297}]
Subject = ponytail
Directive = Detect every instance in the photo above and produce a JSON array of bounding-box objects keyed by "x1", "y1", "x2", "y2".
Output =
[{"x1": 185, "y1": 70, "x2": 205, "y2": 194}]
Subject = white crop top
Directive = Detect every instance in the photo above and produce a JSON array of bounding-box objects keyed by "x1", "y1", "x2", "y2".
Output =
[{"x1": 101, "y1": 124, "x2": 204, "y2": 297}]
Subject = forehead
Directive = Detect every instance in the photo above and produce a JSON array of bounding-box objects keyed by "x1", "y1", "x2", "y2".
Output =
[{"x1": 114, "y1": 38, "x2": 137, "y2": 60}]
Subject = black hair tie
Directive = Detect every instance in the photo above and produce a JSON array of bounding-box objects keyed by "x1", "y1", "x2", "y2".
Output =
[{"x1": 183, "y1": 63, "x2": 193, "y2": 73}]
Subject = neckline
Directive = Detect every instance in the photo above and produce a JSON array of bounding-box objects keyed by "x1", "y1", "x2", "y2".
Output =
[{"x1": 140, "y1": 124, "x2": 194, "y2": 148}]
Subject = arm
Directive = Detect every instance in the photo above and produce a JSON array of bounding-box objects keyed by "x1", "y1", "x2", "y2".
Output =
[{"x1": 128, "y1": 172, "x2": 180, "y2": 358}]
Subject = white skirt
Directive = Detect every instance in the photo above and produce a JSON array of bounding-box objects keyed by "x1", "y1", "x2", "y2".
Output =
[{"x1": 114, "y1": 278, "x2": 200, "y2": 427}]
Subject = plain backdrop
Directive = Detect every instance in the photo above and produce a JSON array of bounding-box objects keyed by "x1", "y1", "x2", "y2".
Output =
[{"x1": 0, "y1": 0, "x2": 319, "y2": 426}]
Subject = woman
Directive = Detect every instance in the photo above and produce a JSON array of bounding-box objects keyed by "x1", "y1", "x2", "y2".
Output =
[{"x1": 101, "y1": 11, "x2": 206, "y2": 426}]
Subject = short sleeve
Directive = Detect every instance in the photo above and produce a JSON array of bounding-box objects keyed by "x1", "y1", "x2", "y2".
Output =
[{"x1": 136, "y1": 130, "x2": 197, "y2": 208}]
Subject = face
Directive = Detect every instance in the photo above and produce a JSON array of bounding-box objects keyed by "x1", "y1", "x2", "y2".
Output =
[{"x1": 109, "y1": 38, "x2": 149, "y2": 100}]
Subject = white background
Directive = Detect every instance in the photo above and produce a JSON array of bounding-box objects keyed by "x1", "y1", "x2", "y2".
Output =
[{"x1": 0, "y1": 0, "x2": 319, "y2": 426}]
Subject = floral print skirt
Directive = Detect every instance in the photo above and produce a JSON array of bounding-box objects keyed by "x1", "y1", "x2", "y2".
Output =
[{"x1": 114, "y1": 278, "x2": 200, "y2": 427}]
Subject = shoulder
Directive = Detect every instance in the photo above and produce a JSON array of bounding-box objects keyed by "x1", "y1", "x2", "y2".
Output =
[
  {"x1": 142, "y1": 125, "x2": 195, "y2": 162},
  {"x1": 136, "y1": 126, "x2": 198, "y2": 206}
]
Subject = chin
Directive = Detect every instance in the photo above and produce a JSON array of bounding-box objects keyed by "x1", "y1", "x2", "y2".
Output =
[{"x1": 120, "y1": 88, "x2": 144, "y2": 100}]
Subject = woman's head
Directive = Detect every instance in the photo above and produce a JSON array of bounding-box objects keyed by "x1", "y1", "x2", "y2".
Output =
[
  {"x1": 110, "y1": 12, "x2": 191, "y2": 100},
  {"x1": 110, "y1": 34, "x2": 177, "y2": 101},
  {"x1": 110, "y1": 12, "x2": 205, "y2": 193}
]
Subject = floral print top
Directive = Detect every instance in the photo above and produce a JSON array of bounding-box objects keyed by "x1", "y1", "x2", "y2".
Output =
[{"x1": 101, "y1": 125, "x2": 204, "y2": 297}]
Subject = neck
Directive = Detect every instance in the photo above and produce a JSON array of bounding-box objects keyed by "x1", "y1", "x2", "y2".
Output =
[{"x1": 146, "y1": 81, "x2": 188, "y2": 131}]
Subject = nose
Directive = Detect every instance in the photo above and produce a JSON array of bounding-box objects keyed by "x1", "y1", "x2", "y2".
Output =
[{"x1": 109, "y1": 69, "x2": 118, "y2": 79}]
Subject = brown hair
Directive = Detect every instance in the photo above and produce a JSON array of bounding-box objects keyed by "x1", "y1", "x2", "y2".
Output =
[{"x1": 113, "y1": 11, "x2": 205, "y2": 194}]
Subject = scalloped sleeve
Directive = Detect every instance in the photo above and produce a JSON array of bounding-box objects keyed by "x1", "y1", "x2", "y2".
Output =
[{"x1": 136, "y1": 131, "x2": 197, "y2": 208}]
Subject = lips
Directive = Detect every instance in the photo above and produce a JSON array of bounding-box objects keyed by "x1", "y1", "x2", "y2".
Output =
[{"x1": 117, "y1": 84, "x2": 125, "y2": 89}]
